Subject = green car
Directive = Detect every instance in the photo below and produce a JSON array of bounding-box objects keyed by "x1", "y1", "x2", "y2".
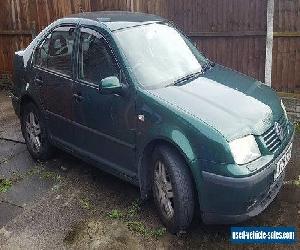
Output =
[{"x1": 12, "y1": 11, "x2": 294, "y2": 233}]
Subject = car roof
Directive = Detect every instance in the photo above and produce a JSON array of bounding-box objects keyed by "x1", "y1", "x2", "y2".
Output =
[{"x1": 66, "y1": 11, "x2": 166, "y2": 31}]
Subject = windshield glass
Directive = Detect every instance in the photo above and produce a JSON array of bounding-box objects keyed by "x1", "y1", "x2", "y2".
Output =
[{"x1": 114, "y1": 23, "x2": 208, "y2": 89}]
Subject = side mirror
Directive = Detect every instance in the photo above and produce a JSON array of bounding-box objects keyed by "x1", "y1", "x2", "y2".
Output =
[{"x1": 99, "y1": 76, "x2": 125, "y2": 95}]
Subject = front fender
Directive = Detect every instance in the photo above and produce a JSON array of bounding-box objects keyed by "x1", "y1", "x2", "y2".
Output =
[
  {"x1": 136, "y1": 119, "x2": 201, "y2": 200},
  {"x1": 138, "y1": 124, "x2": 196, "y2": 164}
]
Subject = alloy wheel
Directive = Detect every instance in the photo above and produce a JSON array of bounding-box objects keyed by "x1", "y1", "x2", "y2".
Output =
[
  {"x1": 25, "y1": 112, "x2": 41, "y2": 153},
  {"x1": 153, "y1": 160, "x2": 174, "y2": 219}
]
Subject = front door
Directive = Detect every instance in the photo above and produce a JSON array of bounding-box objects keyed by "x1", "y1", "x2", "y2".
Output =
[
  {"x1": 72, "y1": 27, "x2": 137, "y2": 177},
  {"x1": 32, "y1": 26, "x2": 76, "y2": 145}
]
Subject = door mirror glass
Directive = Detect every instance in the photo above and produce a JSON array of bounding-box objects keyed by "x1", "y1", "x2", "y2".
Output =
[{"x1": 99, "y1": 76, "x2": 122, "y2": 94}]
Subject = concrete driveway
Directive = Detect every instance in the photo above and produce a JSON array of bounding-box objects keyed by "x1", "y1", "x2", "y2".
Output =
[{"x1": 0, "y1": 90, "x2": 299, "y2": 249}]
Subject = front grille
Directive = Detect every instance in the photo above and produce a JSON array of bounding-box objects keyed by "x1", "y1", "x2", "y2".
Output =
[{"x1": 262, "y1": 115, "x2": 288, "y2": 153}]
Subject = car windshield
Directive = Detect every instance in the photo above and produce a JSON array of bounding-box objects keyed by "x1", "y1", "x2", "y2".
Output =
[{"x1": 114, "y1": 23, "x2": 208, "y2": 89}]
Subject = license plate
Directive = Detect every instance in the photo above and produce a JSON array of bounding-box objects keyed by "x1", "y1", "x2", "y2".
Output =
[{"x1": 274, "y1": 144, "x2": 292, "y2": 180}]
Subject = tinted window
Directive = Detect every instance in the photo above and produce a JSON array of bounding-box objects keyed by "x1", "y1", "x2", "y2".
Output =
[
  {"x1": 34, "y1": 34, "x2": 50, "y2": 68},
  {"x1": 34, "y1": 26, "x2": 75, "y2": 76},
  {"x1": 78, "y1": 28, "x2": 118, "y2": 83}
]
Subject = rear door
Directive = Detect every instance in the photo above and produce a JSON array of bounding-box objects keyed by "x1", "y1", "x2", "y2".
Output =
[
  {"x1": 72, "y1": 27, "x2": 137, "y2": 177},
  {"x1": 32, "y1": 25, "x2": 77, "y2": 145}
]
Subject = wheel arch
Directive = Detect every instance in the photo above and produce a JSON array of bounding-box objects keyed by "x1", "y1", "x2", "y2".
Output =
[
  {"x1": 19, "y1": 94, "x2": 39, "y2": 116},
  {"x1": 138, "y1": 137, "x2": 199, "y2": 207}
]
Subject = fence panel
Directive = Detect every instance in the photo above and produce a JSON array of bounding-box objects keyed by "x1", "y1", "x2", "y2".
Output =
[{"x1": 272, "y1": 0, "x2": 300, "y2": 92}]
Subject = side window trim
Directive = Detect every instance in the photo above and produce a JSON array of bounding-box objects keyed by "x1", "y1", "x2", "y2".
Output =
[
  {"x1": 76, "y1": 26, "x2": 125, "y2": 86},
  {"x1": 32, "y1": 24, "x2": 78, "y2": 79}
]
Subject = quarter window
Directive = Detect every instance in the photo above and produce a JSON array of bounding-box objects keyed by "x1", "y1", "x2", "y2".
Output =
[{"x1": 78, "y1": 28, "x2": 118, "y2": 84}]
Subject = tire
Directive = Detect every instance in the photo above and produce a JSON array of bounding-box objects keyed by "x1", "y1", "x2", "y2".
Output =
[
  {"x1": 152, "y1": 144, "x2": 194, "y2": 234},
  {"x1": 21, "y1": 102, "x2": 54, "y2": 160}
]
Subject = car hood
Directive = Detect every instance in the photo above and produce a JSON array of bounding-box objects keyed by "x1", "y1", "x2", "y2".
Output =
[{"x1": 148, "y1": 64, "x2": 282, "y2": 141}]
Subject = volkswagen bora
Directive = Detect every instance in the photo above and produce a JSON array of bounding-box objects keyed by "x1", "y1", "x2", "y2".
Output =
[{"x1": 12, "y1": 11, "x2": 294, "y2": 233}]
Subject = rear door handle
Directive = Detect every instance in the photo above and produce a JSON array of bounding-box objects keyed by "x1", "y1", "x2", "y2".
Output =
[
  {"x1": 73, "y1": 93, "x2": 84, "y2": 102},
  {"x1": 34, "y1": 77, "x2": 43, "y2": 86}
]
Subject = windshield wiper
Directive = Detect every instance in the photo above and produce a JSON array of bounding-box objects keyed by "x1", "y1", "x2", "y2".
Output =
[
  {"x1": 173, "y1": 71, "x2": 203, "y2": 86},
  {"x1": 202, "y1": 61, "x2": 215, "y2": 72},
  {"x1": 167, "y1": 61, "x2": 215, "y2": 87}
]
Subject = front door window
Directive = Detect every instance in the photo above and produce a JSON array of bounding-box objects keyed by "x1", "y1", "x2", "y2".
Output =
[{"x1": 78, "y1": 28, "x2": 119, "y2": 84}]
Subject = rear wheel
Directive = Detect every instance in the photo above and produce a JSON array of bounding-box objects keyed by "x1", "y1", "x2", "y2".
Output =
[
  {"x1": 21, "y1": 103, "x2": 54, "y2": 160},
  {"x1": 152, "y1": 144, "x2": 194, "y2": 234}
]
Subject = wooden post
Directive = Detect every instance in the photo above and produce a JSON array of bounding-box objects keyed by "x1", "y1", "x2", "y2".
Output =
[{"x1": 265, "y1": 0, "x2": 274, "y2": 86}]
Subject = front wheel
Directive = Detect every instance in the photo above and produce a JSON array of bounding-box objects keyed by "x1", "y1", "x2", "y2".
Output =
[
  {"x1": 21, "y1": 102, "x2": 54, "y2": 160},
  {"x1": 152, "y1": 144, "x2": 195, "y2": 234}
]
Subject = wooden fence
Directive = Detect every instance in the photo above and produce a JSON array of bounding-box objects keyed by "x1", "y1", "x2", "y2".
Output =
[
  {"x1": 272, "y1": 0, "x2": 300, "y2": 92},
  {"x1": 0, "y1": 0, "x2": 299, "y2": 92}
]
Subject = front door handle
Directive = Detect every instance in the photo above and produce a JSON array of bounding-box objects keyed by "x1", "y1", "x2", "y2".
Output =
[{"x1": 73, "y1": 93, "x2": 84, "y2": 102}]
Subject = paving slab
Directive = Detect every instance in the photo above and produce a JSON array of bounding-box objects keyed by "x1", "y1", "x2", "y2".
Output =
[
  {"x1": 0, "y1": 202, "x2": 22, "y2": 228},
  {"x1": 0, "y1": 140, "x2": 25, "y2": 165},
  {"x1": 0, "y1": 91, "x2": 24, "y2": 143},
  {"x1": 0, "y1": 143, "x2": 32, "y2": 179},
  {"x1": 1, "y1": 175, "x2": 56, "y2": 207}
]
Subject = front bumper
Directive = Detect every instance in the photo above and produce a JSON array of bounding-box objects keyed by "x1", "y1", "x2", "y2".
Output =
[{"x1": 200, "y1": 132, "x2": 294, "y2": 224}]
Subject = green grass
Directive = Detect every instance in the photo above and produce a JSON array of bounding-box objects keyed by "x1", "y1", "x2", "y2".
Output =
[
  {"x1": 51, "y1": 184, "x2": 61, "y2": 191},
  {"x1": 107, "y1": 199, "x2": 166, "y2": 238},
  {"x1": 26, "y1": 166, "x2": 61, "y2": 182},
  {"x1": 107, "y1": 199, "x2": 141, "y2": 220},
  {"x1": 79, "y1": 198, "x2": 92, "y2": 210},
  {"x1": 107, "y1": 209, "x2": 124, "y2": 219},
  {"x1": 284, "y1": 175, "x2": 300, "y2": 187},
  {"x1": 0, "y1": 179, "x2": 12, "y2": 193},
  {"x1": 127, "y1": 199, "x2": 141, "y2": 218},
  {"x1": 126, "y1": 221, "x2": 148, "y2": 235},
  {"x1": 126, "y1": 221, "x2": 166, "y2": 238},
  {"x1": 26, "y1": 167, "x2": 40, "y2": 177},
  {"x1": 293, "y1": 176, "x2": 300, "y2": 187},
  {"x1": 295, "y1": 122, "x2": 300, "y2": 134},
  {"x1": 40, "y1": 171, "x2": 60, "y2": 181},
  {"x1": 151, "y1": 227, "x2": 167, "y2": 238}
]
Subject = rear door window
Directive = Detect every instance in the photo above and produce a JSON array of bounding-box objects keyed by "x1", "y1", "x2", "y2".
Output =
[
  {"x1": 34, "y1": 26, "x2": 76, "y2": 76},
  {"x1": 34, "y1": 34, "x2": 50, "y2": 68}
]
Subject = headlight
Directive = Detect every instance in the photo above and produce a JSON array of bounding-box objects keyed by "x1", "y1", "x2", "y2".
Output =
[
  {"x1": 281, "y1": 100, "x2": 288, "y2": 119},
  {"x1": 229, "y1": 135, "x2": 261, "y2": 165}
]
